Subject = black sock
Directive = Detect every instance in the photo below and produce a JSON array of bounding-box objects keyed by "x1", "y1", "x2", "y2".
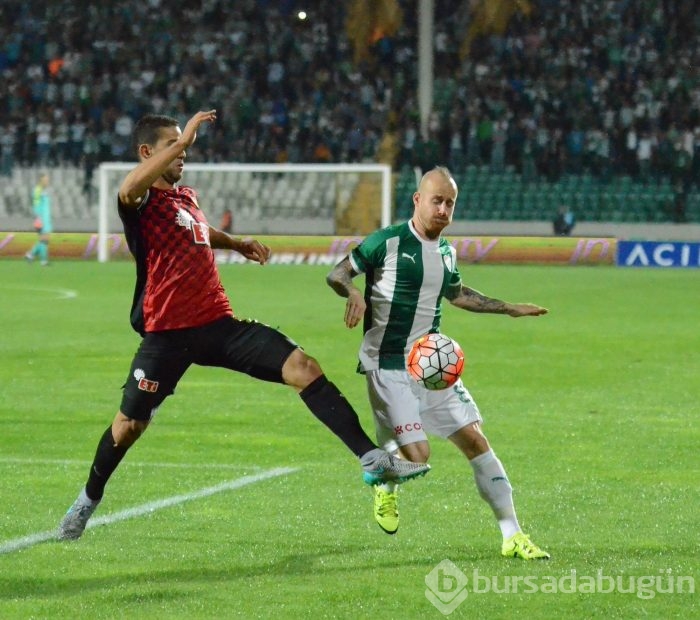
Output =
[
  {"x1": 85, "y1": 426, "x2": 129, "y2": 501},
  {"x1": 299, "y1": 375, "x2": 377, "y2": 457}
]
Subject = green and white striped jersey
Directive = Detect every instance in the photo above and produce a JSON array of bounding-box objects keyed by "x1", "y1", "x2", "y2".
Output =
[{"x1": 349, "y1": 220, "x2": 461, "y2": 371}]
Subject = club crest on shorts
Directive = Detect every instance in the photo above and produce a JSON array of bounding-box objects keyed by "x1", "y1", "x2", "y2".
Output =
[{"x1": 134, "y1": 368, "x2": 159, "y2": 393}]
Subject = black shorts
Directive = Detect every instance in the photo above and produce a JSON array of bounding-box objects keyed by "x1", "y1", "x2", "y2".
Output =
[{"x1": 120, "y1": 316, "x2": 299, "y2": 421}]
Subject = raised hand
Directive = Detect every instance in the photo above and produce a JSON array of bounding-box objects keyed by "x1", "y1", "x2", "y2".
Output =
[{"x1": 181, "y1": 110, "x2": 217, "y2": 148}]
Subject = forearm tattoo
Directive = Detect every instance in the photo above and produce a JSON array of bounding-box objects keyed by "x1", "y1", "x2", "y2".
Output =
[
  {"x1": 450, "y1": 286, "x2": 509, "y2": 313},
  {"x1": 327, "y1": 259, "x2": 358, "y2": 298}
]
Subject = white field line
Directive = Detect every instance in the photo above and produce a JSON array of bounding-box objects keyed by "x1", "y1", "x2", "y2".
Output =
[
  {"x1": 0, "y1": 457, "x2": 264, "y2": 470},
  {"x1": 1, "y1": 285, "x2": 78, "y2": 299},
  {"x1": 0, "y1": 466, "x2": 299, "y2": 555}
]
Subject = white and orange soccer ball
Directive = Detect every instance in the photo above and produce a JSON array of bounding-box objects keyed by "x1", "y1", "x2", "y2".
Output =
[{"x1": 407, "y1": 333, "x2": 465, "y2": 390}]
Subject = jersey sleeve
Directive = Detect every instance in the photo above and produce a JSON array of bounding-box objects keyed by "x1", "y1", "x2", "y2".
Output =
[
  {"x1": 181, "y1": 186, "x2": 201, "y2": 208},
  {"x1": 447, "y1": 246, "x2": 462, "y2": 292},
  {"x1": 349, "y1": 231, "x2": 387, "y2": 274},
  {"x1": 448, "y1": 268, "x2": 462, "y2": 289}
]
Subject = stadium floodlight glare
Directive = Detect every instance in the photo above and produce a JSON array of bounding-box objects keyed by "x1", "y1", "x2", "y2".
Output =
[{"x1": 97, "y1": 162, "x2": 392, "y2": 263}]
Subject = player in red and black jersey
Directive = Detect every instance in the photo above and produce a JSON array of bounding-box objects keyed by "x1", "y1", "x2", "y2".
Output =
[
  {"x1": 119, "y1": 180, "x2": 232, "y2": 334},
  {"x1": 57, "y1": 110, "x2": 430, "y2": 541}
]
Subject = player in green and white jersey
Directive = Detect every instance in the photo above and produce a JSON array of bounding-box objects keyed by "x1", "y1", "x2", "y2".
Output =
[{"x1": 327, "y1": 166, "x2": 550, "y2": 560}]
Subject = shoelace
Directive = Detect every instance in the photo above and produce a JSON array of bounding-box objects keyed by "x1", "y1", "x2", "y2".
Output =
[
  {"x1": 514, "y1": 534, "x2": 541, "y2": 554},
  {"x1": 519, "y1": 539, "x2": 536, "y2": 553},
  {"x1": 376, "y1": 493, "x2": 398, "y2": 517}
]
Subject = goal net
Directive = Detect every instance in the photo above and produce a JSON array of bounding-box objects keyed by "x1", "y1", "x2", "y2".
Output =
[{"x1": 96, "y1": 162, "x2": 392, "y2": 262}]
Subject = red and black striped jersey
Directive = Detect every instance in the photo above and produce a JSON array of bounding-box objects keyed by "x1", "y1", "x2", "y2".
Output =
[{"x1": 118, "y1": 185, "x2": 233, "y2": 335}]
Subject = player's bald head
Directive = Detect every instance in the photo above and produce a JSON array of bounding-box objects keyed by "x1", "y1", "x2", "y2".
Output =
[{"x1": 418, "y1": 166, "x2": 457, "y2": 196}]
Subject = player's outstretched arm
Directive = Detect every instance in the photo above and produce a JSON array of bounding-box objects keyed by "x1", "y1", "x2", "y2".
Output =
[
  {"x1": 504, "y1": 302, "x2": 548, "y2": 317},
  {"x1": 327, "y1": 257, "x2": 365, "y2": 328},
  {"x1": 447, "y1": 285, "x2": 547, "y2": 317},
  {"x1": 209, "y1": 227, "x2": 270, "y2": 265},
  {"x1": 118, "y1": 110, "x2": 217, "y2": 209}
]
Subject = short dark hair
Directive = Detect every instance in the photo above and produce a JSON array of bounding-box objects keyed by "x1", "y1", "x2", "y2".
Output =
[{"x1": 132, "y1": 114, "x2": 179, "y2": 156}]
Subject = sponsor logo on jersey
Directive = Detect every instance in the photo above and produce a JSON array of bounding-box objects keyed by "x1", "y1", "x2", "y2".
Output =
[
  {"x1": 175, "y1": 208, "x2": 210, "y2": 245},
  {"x1": 191, "y1": 222, "x2": 209, "y2": 245}
]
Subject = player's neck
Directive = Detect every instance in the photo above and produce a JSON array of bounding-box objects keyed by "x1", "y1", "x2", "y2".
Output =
[{"x1": 153, "y1": 177, "x2": 175, "y2": 190}]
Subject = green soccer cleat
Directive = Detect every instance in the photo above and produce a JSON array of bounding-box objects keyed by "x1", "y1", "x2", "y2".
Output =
[
  {"x1": 501, "y1": 532, "x2": 550, "y2": 560},
  {"x1": 373, "y1": 487, "x2": 399, "y2": 535}
]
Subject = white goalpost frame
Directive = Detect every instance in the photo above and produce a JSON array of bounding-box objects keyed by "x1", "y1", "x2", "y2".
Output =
[{"x1": 97, "y1": 162, "x2": 393, "y2": 263}]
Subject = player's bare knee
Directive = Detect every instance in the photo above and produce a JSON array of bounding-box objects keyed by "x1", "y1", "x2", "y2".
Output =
[
  {"x1": 112, "y1": 417, "x2": 149, "y2": 448},
  {"x1": 450, "y1": 423, "x2": 490, "y2": 459},
  {"x1": 282, "y1": 349, "x2": 323, "y2": 390}
]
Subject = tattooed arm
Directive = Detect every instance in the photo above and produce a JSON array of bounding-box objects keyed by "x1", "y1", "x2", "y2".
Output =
[
  {"x1": 326, "y1": 257, "x2": 366, "y2": 328},
  {"x1": 445, "y1": 285, "x2": 548, "y2": 317}
]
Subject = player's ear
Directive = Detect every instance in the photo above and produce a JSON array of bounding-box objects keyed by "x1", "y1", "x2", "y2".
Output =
[{"x1": 138, "y1": 143, "x2": 152, "y2": 160}]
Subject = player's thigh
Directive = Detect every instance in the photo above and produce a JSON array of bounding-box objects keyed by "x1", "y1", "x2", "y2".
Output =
[
  {"x1": 421, "y1": 379, "x2": 483, "y2": 439},
  {"x1": 366, "y1": 369, "x2": 427, "y2": 447},
  {"x1": 194, "y1": 317, "x2": 299, "y2": 383},
  {"x1": 120, "y1": 332, "x2": 192, "y2": 422}
]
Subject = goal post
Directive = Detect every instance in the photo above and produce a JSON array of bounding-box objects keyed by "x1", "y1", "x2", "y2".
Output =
[{"x1": 97, "y1": 162, "x2": 393, "y2": 262}]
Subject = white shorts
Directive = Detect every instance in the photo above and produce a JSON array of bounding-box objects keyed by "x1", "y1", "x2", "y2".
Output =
[{"x1": 366, "y1": 368, "x2": 482, "y2": 447}]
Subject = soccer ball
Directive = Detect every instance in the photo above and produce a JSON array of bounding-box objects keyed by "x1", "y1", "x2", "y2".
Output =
[{"x1": 407, "y1": 333, "x2": 465, "y2": 390}]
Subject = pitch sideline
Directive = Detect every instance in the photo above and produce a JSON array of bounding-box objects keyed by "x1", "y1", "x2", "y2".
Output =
[{"x1": 0, "y1": 466, "x2": 299, "y2": 555}]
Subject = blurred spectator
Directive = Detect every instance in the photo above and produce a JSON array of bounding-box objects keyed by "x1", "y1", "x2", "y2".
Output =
[
  {"x1": 673, "y1": 180, "x2": 688, "y2": 224},
  {"x1": 671, "y1": 140, "x2": 692, "y2": 222},
  {"x1": 35, "y1": 114, "x2": 52, "y2": 166},
  {"x1": 219, "y1": 208, "x2": 233, "y2": 234},
  {"x1": 82, "y1": 126, "x2": 99, "y2": 207},
  {"x1": 0, "y1": 123, "x2": 16, "y2": 176},
  {"x1": 553, "y1": 204, "x2": 576, "y2": 236},
  {"x1": 636, "y1": 130, "x2": 655, "y2": 181}
]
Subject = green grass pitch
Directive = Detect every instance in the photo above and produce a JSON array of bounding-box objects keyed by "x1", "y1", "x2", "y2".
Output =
[{"x1": 0, "y1": 260, "x2": 697, "y2": 619}]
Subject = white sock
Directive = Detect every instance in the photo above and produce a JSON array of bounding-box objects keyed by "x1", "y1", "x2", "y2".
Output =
[
  {"x1": 377, "y1": 481, "x2": 398, "y2": 493},
  {"x1": 377, "y1": 440, "x2": 400, "y2": 493},
  {"x1": 470, "y1": 450, "x2": 520, "y2": 539}
]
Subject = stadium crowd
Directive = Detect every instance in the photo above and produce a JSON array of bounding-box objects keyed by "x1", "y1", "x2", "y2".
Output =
[
  {"x1": 0, "y1": 0, "x2": 699, "y2": 191},
  {"x1": 395, "y1": 0, "x2": 700, "y2": 190}
]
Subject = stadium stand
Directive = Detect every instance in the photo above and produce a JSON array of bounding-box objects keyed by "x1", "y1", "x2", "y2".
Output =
[{"x1": 0, "y1": 0, "x2": 698, "y2": 230}]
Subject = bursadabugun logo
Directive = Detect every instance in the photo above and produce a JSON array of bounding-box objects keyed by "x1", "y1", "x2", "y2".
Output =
[
  {"x1": 425, "y1": 562, "x2": 695, "y2": 615},
  {"x1": 424, "y1": 560, "x2": 469, "y2": 615}
]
